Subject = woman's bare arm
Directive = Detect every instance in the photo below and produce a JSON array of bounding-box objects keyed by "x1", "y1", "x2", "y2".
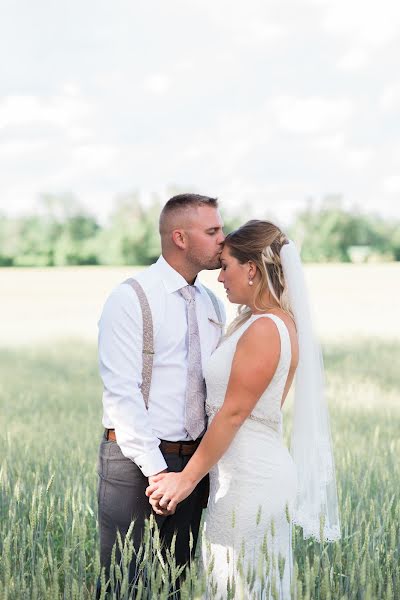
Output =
[{"x1": 146, "y1": 317, "x2": 280, "y2": 512}]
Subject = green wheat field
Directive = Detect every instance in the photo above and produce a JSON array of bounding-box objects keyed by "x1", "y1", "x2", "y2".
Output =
[{"x1": 0, "y1": 265, "x2": 399, "y2": 599}]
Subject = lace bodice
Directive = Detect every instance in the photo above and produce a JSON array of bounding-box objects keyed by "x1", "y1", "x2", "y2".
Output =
[{"x1": 204, "y1": 313, "x2": 292, "y2": 432}]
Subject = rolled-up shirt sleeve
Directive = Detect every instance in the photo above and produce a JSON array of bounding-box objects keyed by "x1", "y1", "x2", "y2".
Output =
[{"x1": 98, "y1": 284, "x2": 167, "y2": 477}]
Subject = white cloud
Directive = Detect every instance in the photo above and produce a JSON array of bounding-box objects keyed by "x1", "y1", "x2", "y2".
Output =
[
  {"x1": 0, "y1": 140, "x2": 49, "y2": 158},
  {"x1": 383, "y1": 176, "x2": 400, "y2": 194},
  {"x1": 192, "y1": 1, "x2": 289, "y2": 47},
  {"x1": 234, "y1": 20, "x2": 287, "y2": 47},
  {"x1": 345, "y1": 147, "x2": 374, "y2": 169},
  {"x1": 61, "y1": 82, "x2": 81, "y2": 97},
  {"x1": 215, "y1": 179, "x2": 313, "y2": 225},
  {"x1": 379, "y1": 83, "x2": 400, "y2": 111},
  {"x1": 310, "y1": 134, "x2": 374, "y2": 169},
  {"x1": 271, "y1": 96, "x2": 353, "y2": 134},
  {"x1": 337, "y1": 48, "x2": 370, "y2": 71},
  {"x1": 318, "y1": 0, "x2": 400, "y2": 47},
  {"x1": 389, "y1": 143, "x2": 400, "y2": 165},
  {"x1": 0, "y1": 0, "x2": 399, "y2": 221},
  {"x1": 0, "y1": 94, "x2": 92, "y2": 131},
  {"x1": 310, "y1": 0, "x2": 400, "y2": 72},
  {"x1": 311, "y1": 132, "x2": 346, "y2": 150},
  {"x1": 143, "y1": 74, "x2": 171, "y2": 95},
  {"x1": 73, "y1": 144, "x2": 119, "y2": 170}
]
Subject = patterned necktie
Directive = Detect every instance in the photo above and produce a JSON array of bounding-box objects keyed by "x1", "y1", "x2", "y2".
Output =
[{"x1": 179, "y1": 285, "x2": 206, "y2": 440}]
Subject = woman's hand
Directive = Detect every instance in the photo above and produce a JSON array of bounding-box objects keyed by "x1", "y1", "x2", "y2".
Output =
[{"x1": 145, "y1": 472, "x2": 197, "y2": 515}]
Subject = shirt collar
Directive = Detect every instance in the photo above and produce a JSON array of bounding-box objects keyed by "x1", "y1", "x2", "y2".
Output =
[{"x1": 155, "y1": 255, "x2": 202, "y2": 294}]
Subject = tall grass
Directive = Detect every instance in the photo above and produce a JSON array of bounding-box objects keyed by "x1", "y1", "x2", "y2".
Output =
[{"x1": 0, "y1": 339, "x2": 399, "y2": 598}]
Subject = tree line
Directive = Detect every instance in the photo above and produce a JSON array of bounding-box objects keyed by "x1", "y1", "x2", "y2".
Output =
[{"x1": 0, "y1": 194, "x2": 398, "y2": 266}]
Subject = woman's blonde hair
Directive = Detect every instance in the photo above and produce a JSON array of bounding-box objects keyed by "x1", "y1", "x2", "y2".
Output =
[{"x1": 224, "y1": 220, "x2": 293, "y2": 337}]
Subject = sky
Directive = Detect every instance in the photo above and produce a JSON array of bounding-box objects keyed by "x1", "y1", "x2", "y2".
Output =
[{"x1": 1, "y1": 0, "x2": 400, "y2": 226}]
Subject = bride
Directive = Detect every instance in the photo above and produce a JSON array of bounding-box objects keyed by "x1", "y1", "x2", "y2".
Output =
[{"x1": 146, "y1": 220, "x2": 341, "y2": 598}]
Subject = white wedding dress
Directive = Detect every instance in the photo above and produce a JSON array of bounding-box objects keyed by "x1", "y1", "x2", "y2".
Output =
[{"x1": 201, "y1": 314, "x2": 298, "y2": 600}]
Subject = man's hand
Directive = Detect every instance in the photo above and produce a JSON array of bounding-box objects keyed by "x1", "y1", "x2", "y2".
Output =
[
  {"x1": 147, "y1": 470, "x2": 170, "y2": 515},
  {"x1": 148, "y1": 469, "x2": 167, "y2": 486},
  {"x1": 146, "y1": 472, "x2": 197, "y2": 515}
]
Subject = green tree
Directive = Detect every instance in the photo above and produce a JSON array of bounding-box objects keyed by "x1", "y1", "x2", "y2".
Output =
[
  {"x1": 96, "y1": 193, "x2": 162, "y2": 266},
  {"x1": 0, "y1": 215, "x2": 18, "y2": 266},
  {"x1": 53, "y1": 215, "x2": 100, "y2": 265},
  {"x1": 290, "y1": 198, "x2": 351, "y2": 261},
  {"x1": 390, "y1": 224, "x2": 400, "y2": 260},
  {"x1": 290, "y1": 198, "x2": 399, "y2": 262},
  {"x1": 11, "y1": 216, "x2": 62, "y2": 266}
]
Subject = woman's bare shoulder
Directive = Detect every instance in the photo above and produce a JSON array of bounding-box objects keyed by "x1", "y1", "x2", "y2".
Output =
[{"x1": 238, "y1": 316, "x2": 280, "y2": 356}]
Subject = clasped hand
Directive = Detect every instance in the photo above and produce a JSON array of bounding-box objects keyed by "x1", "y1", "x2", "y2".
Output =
[{"x1": 146, "y1": 472, "x2": 196, "y2": 515}]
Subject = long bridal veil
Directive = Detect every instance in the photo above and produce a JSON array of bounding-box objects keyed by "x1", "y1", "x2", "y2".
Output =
[{"x1": 281, "y1": 240, "x2": 341, "y2": 542}]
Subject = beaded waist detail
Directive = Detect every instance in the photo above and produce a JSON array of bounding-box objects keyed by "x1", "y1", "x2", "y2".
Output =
[{"x1": 205, "y1": 402, "x2": 282, "y2": 433}]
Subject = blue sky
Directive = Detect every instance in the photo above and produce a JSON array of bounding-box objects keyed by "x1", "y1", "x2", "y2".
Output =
[{"x1": 1, "y1": 0, "x2": 400, "y2": 225}]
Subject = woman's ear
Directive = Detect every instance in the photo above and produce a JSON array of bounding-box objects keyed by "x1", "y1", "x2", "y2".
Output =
[{"x1": 248, "y1": 260, "x2": 257, "y2": 279}]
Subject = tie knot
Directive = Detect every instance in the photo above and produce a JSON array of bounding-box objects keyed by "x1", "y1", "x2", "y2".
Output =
[{"x1": 179, "y1": 285, "x2": 196, "y2": 303}]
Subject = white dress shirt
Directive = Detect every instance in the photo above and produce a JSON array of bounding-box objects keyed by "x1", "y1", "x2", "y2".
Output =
[{"x1": 98, "y1": 255, "x2": 226, "y2": 477}]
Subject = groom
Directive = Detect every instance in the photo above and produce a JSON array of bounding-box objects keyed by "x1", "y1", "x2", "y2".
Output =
[{"x1": 96, "y1": 194, "x2": 225, "y2": 594}]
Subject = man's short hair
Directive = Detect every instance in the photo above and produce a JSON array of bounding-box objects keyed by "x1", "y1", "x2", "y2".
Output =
[{"x1": 159, "y1": 194, "x2": 218, "y2": 233}]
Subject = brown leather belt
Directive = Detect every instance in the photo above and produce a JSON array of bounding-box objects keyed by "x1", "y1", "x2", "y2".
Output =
[{"x1": 105, "y1": 429, "x2": 201, "y2": 456}]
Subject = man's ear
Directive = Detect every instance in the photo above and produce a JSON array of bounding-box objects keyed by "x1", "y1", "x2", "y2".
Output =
[{"x1": 171, "y1": 229, "x2": 186, "y2": 250}]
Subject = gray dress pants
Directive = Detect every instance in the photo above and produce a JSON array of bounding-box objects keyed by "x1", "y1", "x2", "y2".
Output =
[{"x1": 96, "y1": 433, "x2": 208, "y2": 594}]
